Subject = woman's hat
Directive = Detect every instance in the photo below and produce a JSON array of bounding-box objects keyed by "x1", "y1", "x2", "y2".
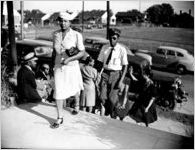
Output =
[
  {"x1": 23, "y1": 52, "x2": 38, "y2": 62},
  {"x1": 58, "y1": 11, "x2": 77, "y2": 21}
]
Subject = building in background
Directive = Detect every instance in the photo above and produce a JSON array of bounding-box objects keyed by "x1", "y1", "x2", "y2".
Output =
[
  {"x1": 2, "y1": 1, "x2": 21, "y2": 30},
  {"x1": 101, "y1": 12, "x2": 116, "y2": 25}
]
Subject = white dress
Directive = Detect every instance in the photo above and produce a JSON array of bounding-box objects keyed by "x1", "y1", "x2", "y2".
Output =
[{"x1": 53, "y1": 28, "x2": 84, "y2": 100}]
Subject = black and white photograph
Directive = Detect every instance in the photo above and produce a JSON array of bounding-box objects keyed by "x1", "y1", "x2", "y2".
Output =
[{"x1": 1, "y1": 0, "x2": 194, "y2": 149}]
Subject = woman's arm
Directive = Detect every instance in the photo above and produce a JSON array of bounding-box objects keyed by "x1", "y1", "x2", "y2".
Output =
[
  {"x1": 121, "y1": 84, "x2": 129, "y2": 108},
  {"x1": 118, "y1": 65, "x2": 127, "y2": 91},
  {"x1": 145, "y1": 97, "x2": 155, "y2": 112},
  {"x1": 62, "y1": 50, "x2": 85, "y2": 65}
]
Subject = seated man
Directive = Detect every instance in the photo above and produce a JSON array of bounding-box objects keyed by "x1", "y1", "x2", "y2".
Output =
[{"x1": 16, "y1": 52, "x2": 42, "y2": 104}]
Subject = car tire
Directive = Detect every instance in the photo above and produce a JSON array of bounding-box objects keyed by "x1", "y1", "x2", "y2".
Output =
[{"x1": 176, "y1": 65, "x2": 186, "y2": 75}]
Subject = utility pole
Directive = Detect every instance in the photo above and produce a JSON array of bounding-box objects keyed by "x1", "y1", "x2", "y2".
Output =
[
  {"x1": 7, "y1": 1, "x2": 17, "y2": 67},
  {"x1": 106, "y1": 1, "x2": 110, "y2": 39},
  {"x1": 82, "y1": 1, "x2": 84, "y2": 33},
  {"x1": 139, "y1": 0, "x2": 141, "y2": 12},
  {"x1": 20, "y1": 1, "x2": 24, "y2": 40},
  {"x1": 1, "y1": 1, "x2": 4, "y2": 28}
]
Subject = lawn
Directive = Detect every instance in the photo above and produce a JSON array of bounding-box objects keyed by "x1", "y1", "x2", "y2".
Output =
[{"x1": 25, "y1": 25, "x2": 194, "y2": 54}]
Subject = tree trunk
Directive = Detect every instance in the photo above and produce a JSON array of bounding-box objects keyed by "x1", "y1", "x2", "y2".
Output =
[{"x1": 7, "y1": 1, "x2": 18, "y2": 67}]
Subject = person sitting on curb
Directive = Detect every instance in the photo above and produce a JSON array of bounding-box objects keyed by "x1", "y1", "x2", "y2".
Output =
[{"x1": 16, "y1": 52, "x2": 42, "y2": 104}]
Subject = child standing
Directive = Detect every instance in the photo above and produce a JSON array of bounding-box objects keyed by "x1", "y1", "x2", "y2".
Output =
[{"x1": 80, "y1": 56, "x2": 98, "y2": 113}]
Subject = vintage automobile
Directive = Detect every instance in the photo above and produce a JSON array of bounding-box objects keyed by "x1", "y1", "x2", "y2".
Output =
[
  {"x1": 15, "y1": 39, "x2": 53, "y2": 65},
  {"x1": 126, "y1": 55, "x2": 152, "y2": 94},
  {"x1": 151, "y1": 46, "x2": 194, "y2": 74},
  {"x1": 84, "y1": 36, "x2": 135, "y2": 60},
  {"x1": 1, "y1": 27, "x2": 23, "y2": 48},
  {"x1": 152, "y1": 71, "x2": 188, "y2": 110},
  {"x1": 126, "y1": 55, "x2": 187, "y2": 110},
  {"x1": 132, "y1": 49, "x2": 152, "y2": 65}
]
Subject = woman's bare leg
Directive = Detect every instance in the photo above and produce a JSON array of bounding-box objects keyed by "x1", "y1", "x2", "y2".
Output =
[{"x1": 56, "y1": 99, "x2": 64, "y2": 121}]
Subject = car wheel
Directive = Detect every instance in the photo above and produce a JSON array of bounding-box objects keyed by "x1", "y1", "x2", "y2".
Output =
[{"x1": 176, "y1": 65, "x2": 186, "y2": 75}]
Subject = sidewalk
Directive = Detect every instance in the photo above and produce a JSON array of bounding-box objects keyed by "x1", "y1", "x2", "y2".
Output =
[{"x1": 1, "y1": 102, "x2": 193, "y2": 149}]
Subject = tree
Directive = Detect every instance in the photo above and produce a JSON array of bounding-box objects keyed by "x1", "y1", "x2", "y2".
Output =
[
  {"x1": 170, "y1": 13, "x2": 194, "y2": 28},
  {"x1": 146, "y1": 4, "x2": 162, "y2": 25},
  {"x1": 146, "y1": 3, "x2": 174, "y2": 26},
  {"x1": 18, "y1": 9, "x2": 45, "y2": 24},
  {"x1": 161, "y1": 3, "x2": 174, "y2": 24},
  {"x1": 116, "y1": 9, "x2": 144, "y2": 24}
]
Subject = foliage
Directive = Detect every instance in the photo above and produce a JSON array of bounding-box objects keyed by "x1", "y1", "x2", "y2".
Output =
[
  {"x1": 116, "y1": 9, "x2": 144, "y2": 24},
  {"x1": 1, "y1": 48, "x2": 17, "y2": 108},
  {"x1": 18, "y1": 9, "x2": 45, "y2": 24},
  {"x1": 146, "y1": 3, "x2": 174, "y2": 25},
  {"x1": 170, "y1": 13, "x2": 194, "y2": 28},
  {"x1": 76, "y1": 9, "x2": 106, "y2": 23}
]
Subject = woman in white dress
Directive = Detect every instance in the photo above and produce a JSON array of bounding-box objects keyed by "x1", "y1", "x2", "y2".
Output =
[{"x1": 51, "y1": 12, "x2": 85, "y2": 128}]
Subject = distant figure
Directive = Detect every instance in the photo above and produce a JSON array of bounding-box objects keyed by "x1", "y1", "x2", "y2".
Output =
[
  {"x1": 80, "y1": 56, "x2": 98, "y2": 113},
  {"x1": 129, "y1": 73, "x2": 158, "y2": 127},
  {"x1": 17, "y1": 52, "x2": 42, "y2": 104}
]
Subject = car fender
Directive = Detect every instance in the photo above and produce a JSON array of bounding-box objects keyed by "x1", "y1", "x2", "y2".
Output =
[{"x1": 135, "y1": 52, "x2": 152, "y2": 65}]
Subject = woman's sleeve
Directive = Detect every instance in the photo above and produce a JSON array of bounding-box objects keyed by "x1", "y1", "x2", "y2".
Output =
[
  {"x1": 53, "y1": 32, "x2": 61, "y2": 55},
  {"x1": 76, "y1": 33, "x2": 85, "y2": 51}
]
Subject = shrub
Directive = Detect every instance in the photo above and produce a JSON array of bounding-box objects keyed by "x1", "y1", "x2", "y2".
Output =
[{"x1": 1, "y1": 48, "x2": 17, "y2": 109}]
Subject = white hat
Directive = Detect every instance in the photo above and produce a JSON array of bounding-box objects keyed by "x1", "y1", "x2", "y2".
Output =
[
  {"x1": 58, "y1": 11, "x2": 77, "y2": 21},
  {"x1": 23, "y1": 52, "x2": 38, "y2": 62}
]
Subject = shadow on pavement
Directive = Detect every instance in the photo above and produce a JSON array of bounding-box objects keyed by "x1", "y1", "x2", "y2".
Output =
[{"x1": 17, "y1": 102, "x2": 56, "y2": 125}]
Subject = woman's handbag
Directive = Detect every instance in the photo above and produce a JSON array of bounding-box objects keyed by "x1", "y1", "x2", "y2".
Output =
[{"x1": 66, "y1": 47, "x2": 80, "y2": 57}]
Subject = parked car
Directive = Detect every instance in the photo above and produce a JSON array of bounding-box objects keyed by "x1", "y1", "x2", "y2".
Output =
[
  {"x1": 133, "y1": 49, "x2": 152, "y2": 65},
  {"x1": 1, "y1": 27, "x2": 23, "y2": 48},
  {"x1": 84, "y1": 36, "x2": 134, "y2": 60},
  {"x1": 151, "y1": 46, "x2": 194, "y2": 74},
  {"x1": 126, "y1": 55, "x2": 152, "y2": 93},
  {"x1": 5, "y1": 39, "x2": 53, "y2": 74},
  {"x1": 84, "y1": 37, "x2": 109, "y2": 60},
  {"x1": 152, "y1": 70, "x2": 187, "y2": 110}
]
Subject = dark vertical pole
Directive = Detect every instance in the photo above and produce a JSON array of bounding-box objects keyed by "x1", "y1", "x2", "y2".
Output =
[
  {"x1": 7, "y1": 1, "x2": 17, "y2": 66},
  {"x1": 106, "y1": 1, "x2": 110, "y2": 39},
  {"x1": 82, "y1": 1, "x2": 84, "y2": 32},
  {"x1": 20, "y1": 1, "x2": 24, "y2": 40},
  {"x1": 1, "y1": 1, "x2": 4, "y2": 28}
]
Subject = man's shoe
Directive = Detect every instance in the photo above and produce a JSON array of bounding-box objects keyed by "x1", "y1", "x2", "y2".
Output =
[{"x1": 72, "y1": 110, "x2": 79, "y2": 115}]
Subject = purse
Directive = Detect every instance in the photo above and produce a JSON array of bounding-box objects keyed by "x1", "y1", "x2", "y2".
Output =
[{"x1": 66, "y1": 47, "x2": 80, "y2": 57}]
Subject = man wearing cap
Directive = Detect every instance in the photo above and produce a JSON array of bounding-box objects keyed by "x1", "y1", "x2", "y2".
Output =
[
  {"x1": 17, "y1": 52, "x2": 42, "y2": 104},
  {"x1": 51, "y1": 11, "x2": 85, "y2": 128},
  {"x1": 97, "y1": 28, "x2": 128, "y2": 118}
]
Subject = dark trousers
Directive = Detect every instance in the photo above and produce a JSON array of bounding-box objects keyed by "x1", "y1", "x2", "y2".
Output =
[{"x1": 99, "y1": 70, "x2": 121, "y2": 118}]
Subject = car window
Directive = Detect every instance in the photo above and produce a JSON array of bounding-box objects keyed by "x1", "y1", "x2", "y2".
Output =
[
  {"x1": 156, "y1": 48, "x2": 166, "y2": 55},
  {"x1": 176, "y1": 52, "x2": 184, "y2": 57},
  {"x1": 167, "y1": 50, "x2": 175, "y2": 56}
]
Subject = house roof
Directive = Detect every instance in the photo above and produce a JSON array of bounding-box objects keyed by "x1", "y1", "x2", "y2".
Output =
[{"x1": 41, "y1": 13, "x2": 53, "y2": 21}]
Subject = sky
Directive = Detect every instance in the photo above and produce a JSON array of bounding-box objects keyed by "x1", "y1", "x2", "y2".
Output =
[{"x1": 13, "y1": 1, "x2": 194, "y2": 16}]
